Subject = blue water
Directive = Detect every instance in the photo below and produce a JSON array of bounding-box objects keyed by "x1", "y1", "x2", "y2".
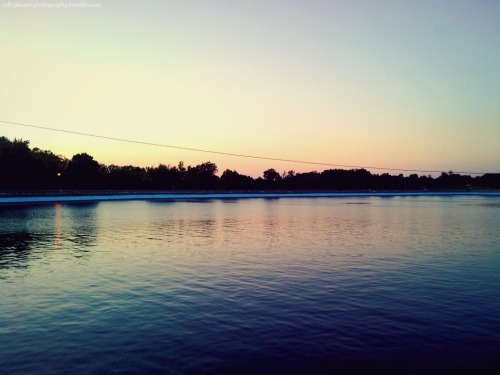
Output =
[{"x1": 1, "y1": 196, "x2": 500, "y2": 374}]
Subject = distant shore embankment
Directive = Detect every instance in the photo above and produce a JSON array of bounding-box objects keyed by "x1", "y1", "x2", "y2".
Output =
[{"x1": 1, "y1": 190, "x2": 500, "y2": 205}]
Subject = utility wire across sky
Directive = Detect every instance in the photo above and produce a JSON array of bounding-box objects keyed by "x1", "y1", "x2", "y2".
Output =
[{"x1": 0, "y1": 120, "x2": 491, "y2": 175}]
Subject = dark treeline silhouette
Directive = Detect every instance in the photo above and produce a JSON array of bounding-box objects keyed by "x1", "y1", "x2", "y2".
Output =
[{"x1": 1, "y1": 136, "x2": 499, "y2": 191}]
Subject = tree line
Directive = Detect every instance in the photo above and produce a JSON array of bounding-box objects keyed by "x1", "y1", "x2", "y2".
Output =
[{"x1": 1, "y1": 136, "x2": 499, "y2": 191}]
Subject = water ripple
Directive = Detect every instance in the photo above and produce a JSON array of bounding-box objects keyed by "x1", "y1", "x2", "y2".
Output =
[{"x1": 1, "y1": 197, "x2": 500, "y2": 373}]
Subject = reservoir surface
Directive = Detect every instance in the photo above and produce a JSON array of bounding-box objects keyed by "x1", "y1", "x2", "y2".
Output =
[{"x1": 1, "y1": 195, "x2": 499, "y2": 373}]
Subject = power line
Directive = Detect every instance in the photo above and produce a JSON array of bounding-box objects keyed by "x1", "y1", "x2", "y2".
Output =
[{"x1": 0, "y1": 119, "x2": 490, "y2": 175}]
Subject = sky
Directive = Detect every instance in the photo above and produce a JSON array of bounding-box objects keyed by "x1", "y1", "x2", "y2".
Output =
[{"x1": 1, "y1": 0, "x2": 499, "y2": 177}]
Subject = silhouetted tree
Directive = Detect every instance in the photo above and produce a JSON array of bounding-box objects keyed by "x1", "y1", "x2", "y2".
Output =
[
  {"x1": 435, "y1": 171, "x2": 472, "y2": 190},
  {"x1": 32, "y1": 148, "x2": 68, "y2": 188},
  {"x1": 104, "y1": 164, "x2": 147, "y2": 189},
  {"x1": 184, "y1": 161, "x2": 219, "y2": 189},
  {"x1": 263, "y1": 168, "x2": 282, "y2": 188},
  {"x1": 220, "y1": 169, "x2": 256, "y2": 190},
  {"x1": 0, "y1": 138, "x2": 45, "y2": 188},
  {"x1": 288, "y1": 171, "x2": 322, "y2": 189},
  {"x1": 66, "y1": 153, "x2": 101, "y2": 188},
  {"x1": 1, "y1": 135, "x2": 499, "y2": 192},
  {"x1": 146, "y1": 164, "x2": 180, "y2": 189},
  {"x1": 474, "y1": 173, "x2": 500, "y2": 189}
]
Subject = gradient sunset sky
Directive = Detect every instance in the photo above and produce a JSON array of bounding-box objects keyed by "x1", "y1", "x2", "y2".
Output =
[{"x1": 1, "y1": 0, "x2": 499, "y2": 177}]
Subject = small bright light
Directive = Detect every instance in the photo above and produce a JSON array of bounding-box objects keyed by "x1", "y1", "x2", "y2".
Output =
[{"x1": 56, "y1": 172, "x2": 61, "y2": 177}]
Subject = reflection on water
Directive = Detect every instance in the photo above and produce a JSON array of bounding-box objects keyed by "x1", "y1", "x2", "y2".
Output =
[
  {"x1": 63, "y1": 203, "x2": 99, "y2": 255},
  {"x1": 0, "y1": 206, "x2": 49, "y2": 269},
  {"x1": 0, "y1": 203, "x2": 99, "y2": 269},
  {"x1": 1, "y1": 196, "x2": 500, "y2": 374},
  {"x1": 0, "y1": 231, "x2": 36, "y2": 269}
]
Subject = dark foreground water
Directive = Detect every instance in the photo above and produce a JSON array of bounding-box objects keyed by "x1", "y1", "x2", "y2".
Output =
[{"x1": 1, "y1": 195, "x2": 500, "y2": 374}]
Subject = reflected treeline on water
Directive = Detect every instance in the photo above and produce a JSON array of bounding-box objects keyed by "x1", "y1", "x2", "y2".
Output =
[
  {"x1": 0, "y1": 206, "x2": 43, "y2": 269},
  {"x1": 63, "y1": 203, "x2": 99, "y2": 254},
  {"x1": 0, "y1": 203, "x2": 99, "y2": 269},
  {"x1": 0, "y1": 231, "x2": 39, "y2": 269}
]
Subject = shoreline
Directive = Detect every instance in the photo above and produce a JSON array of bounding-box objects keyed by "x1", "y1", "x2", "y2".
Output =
[{"x1": 1, "y1": 190, "x2": 500, "y2": 205}]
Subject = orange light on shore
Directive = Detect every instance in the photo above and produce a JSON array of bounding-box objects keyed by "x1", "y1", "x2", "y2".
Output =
[{"x1": 56, "y1": 172, "x2": 61, "y2": 177}]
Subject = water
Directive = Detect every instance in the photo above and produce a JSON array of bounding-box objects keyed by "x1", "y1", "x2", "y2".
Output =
[{"x1": 1, "y1": 195, "x2": 499, "y2": 374}]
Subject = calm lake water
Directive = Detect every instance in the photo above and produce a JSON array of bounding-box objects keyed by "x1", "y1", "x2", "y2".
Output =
[{"x1": 1, "y1": 195, "x2": 500, "y2": 374}]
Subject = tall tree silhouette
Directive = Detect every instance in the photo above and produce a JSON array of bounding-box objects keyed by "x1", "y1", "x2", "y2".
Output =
[
  {"x1": 263, "y1": 168, "x2": 282, "y2": 187},
  {"x1": 184, "y1": 161, "x2": 219, "y2": 189},
  {"x1": 66, "y1": 153, "x2": 101, "y2": 188}
]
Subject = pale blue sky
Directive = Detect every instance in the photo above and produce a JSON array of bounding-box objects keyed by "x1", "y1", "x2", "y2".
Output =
[{"x1": 1, "y1": 0, "x2": 499, "y2": 176}]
